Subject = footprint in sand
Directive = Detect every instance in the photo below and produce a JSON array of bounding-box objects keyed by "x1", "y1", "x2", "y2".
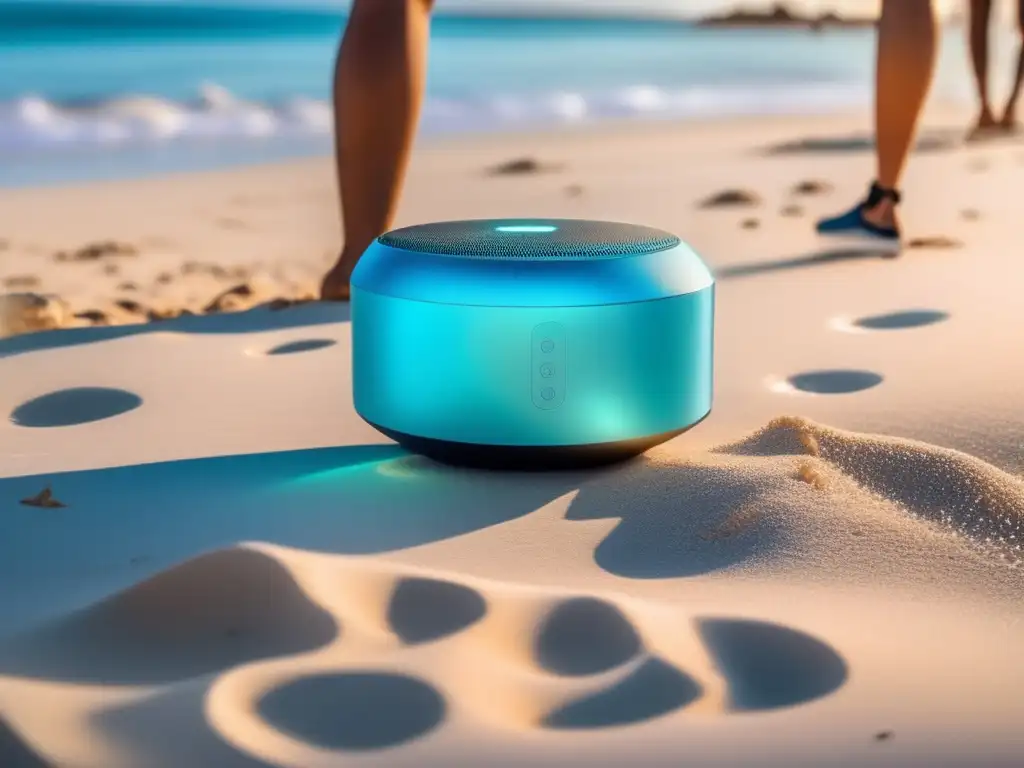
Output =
[
  {"x1": 830, "y1": 309, "x2": 949, "y2": 333},
  {"x1": 534, "y1": 597, "x2": 642, "y2": 677},
  {"x1": 387, "y1": 576, "x2": 487, "y2": 645},
  {"x1": 770, "y1": 370, "x2": 883, "y2": 395},
  {"x1": 257, "y1": 672, "x2": 445, "y2": 751},
  {"x1": 247, "y1": 572, "x2": 846, "y2": 750},
  {"x1": 10, "y1": 386, "x2": 143, "y2": 428},
  {"x1": 0, "y1": 550, "x2": 847, "y2": 762},
  {"x1": 264, "y1": 339, "x2": 336, "y2": 356}
]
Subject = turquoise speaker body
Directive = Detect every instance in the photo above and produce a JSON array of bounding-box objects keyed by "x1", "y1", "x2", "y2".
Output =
[{"x1": 350, "y1": 219, "x2": 714, "y2": 470}]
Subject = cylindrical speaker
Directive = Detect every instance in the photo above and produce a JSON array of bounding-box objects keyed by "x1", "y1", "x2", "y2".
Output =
[{"x1": 350, "y1": 218, "x2": 715, "y2": 470}]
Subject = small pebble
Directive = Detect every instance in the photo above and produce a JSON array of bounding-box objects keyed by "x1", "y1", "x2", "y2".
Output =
[
  {"x1": 699, "y1": 188, "x2": 762, "y2": 208},
  {"x1": 74, "y1": 309, "x2": 109, "y2": 325},
  {"x1": 204, "y1": 283, "x2": 255, "y2": 314},
  {"x1": 114, "y1": 299, "x2": 145, "y2": 314},
  {"x1": 487, "y1": 157, "x2": 562, "y2": 176},
  {"x1": 791, "y1": 179, "x2": 833, "y2": 195},
  {"x1": 54, "y1": 240, "x2": 138, "y2": 262}
]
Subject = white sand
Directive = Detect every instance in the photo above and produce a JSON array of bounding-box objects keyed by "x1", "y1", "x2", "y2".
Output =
[{"x1": 1, "y1": 110, "x2": 1024, "y2": 767}]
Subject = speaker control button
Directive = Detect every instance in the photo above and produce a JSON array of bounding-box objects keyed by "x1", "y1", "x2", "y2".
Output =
[{"x1": 532, "y1": 321, "x2": 565, "y2": 410}]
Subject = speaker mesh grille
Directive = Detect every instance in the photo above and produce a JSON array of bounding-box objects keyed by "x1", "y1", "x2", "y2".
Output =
[{"x1": 377, "y1": 219, "x2": 680, "y2": 260}]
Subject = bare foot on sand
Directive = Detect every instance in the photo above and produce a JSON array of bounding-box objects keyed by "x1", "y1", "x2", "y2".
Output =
[
  {"x1": 966, "y1": 110, "x2": 1001, "y2": 142},
  {"x1": 998, "y1": 112, "x2": 1022, "y2": 135},
  {"x1": 320, "y1": 257, "x2": 355, "y2": 302}
]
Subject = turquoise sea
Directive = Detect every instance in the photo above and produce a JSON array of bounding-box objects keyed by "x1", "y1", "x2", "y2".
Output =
[{"x1": 0, "y1": 1, "x2": 1014, "y2": 187}]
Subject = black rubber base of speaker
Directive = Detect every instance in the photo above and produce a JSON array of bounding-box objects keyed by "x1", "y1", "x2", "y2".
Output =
[{"x1": 367, "y1": 413, "x2": 709, "y2": 472}]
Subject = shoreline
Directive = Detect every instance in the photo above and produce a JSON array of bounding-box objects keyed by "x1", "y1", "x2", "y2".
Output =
[
  {"x1": 0, "y1": 105, "x2": 994, "y2": 335},
  {"x1": 1, "y1": 102, "x2": 976, "y2": 193}
]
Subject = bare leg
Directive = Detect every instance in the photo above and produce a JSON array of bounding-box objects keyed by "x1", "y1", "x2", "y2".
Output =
[
  {"x1": 999, "y1": 0, "x2": 1024, "y2": 128},
  {"x1": 320, "y1": 0, "x2": 435, "y2": 301},
  {"x1": 967, "y1": 0, "x2": 998, "y2": 138},
  {"x1": 866, "y1": 0, "x2": 939, "y2": 227},
  {"x1": 815, "y1": 0, "x2": 938, "y2": 245}
]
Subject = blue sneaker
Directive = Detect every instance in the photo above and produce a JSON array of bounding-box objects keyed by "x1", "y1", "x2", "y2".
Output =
[{"x1": 815, "y1": 182, "x2": 902, "y2": 254}]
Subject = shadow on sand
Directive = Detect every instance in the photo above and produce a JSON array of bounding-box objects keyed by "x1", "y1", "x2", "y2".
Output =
[
  {"x1": 0, "y1": 443, "x2": 814, "y2": 593},
  {"x1": 759, "y1": 127, "x2": 969, "y2": 156},
  {"x1": 715, "y1": 247, "x2": 893, "y2": 281},
  {"x1": 0, "y1": 444, "x2": 585, "y2": 578},
  {"x1": 0, "y1": 716, "x2": 49, "y2": 768},
  {"x1": 0, "y1": 442, "x2": 854, "y2": 763},
  {"x1": 0, "y1": 301, "x2": 350, "y2": 361}
]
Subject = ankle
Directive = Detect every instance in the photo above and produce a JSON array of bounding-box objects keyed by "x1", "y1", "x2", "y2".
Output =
[
  {"x1": 338, "y1": 241, "x2": 374, "y2": 268},
  {"x1": 862, "y1": 200, "x2": 898, "y2": 229}
]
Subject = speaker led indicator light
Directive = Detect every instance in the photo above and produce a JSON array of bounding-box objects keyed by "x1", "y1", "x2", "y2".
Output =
[{"x1": 495, "y1": 225, "x2": 557, "y2": 233}]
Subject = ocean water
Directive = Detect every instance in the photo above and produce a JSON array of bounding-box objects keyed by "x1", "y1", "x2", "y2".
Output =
[{"x1": 0, "y1": 1, "x2": 1012, "y2": 187}]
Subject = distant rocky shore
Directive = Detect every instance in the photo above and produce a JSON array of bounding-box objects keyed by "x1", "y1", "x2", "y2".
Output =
[{"x1": 696, "y1": 4, "x2": 876, "y2": 30}]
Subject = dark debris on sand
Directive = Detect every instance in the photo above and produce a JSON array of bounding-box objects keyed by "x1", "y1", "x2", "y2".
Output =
[
  {"x1": 791, "y1": 179, "x2": 833, "y2": 196},
  {"x1": 181, "y1": 261, "x2": 248, "y2": 281},
  {"x1": 741, "y1": 218, "x2": 761, "y2": 230},
  {"x1": 20, "y1": 487, "x2": 66, "y2": 509},
  {"x1": 266, "y1": 296, "x2": 315, "y2": 311},
  {"x1": 114, "y1": 299, "x2": 145, "y2": 314},
  {"x1": 147, "y1": 308, "x2": 195, "y2": 322},
  {"x1": 203, "y1": 283, "x2": 254, "y2": 314},
  {"x1": 486, "y1": 157, "x2": 564, "y2": 176},
  {"x1": 74, "y1": 309, "x2": 110, "y2": 325},
  {"x1": 2, "y1": 275, "x2": 41, "y2": 289},
  {"x1": 54, "y1": 240, "x2": 138, "y2": 262},
  {"x1": 907, "y1": 235, "x2": 963, "y2": 250},
  {"x1": 698, "y1": 189, "x2": 762, "y2": 208},
  {"x1": 780, "y1": 204, "x2": 804, "y2": 217}
]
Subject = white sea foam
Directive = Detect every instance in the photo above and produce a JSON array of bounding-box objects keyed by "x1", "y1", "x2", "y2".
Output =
[{"x1": 0, "y1": 81, "x2": 870, "y2": 155}]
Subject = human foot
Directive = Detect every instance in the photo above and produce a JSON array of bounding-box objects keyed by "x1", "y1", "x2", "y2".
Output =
[
  {"x1": 966, "y1": 110, "x2": 1000, "y2": 142},
  {"x1": 814, "y1": 182, "x2": 902, "y2": 254},
  {"x1": 319, "y1": 258, "x2": 356, "y2": 302},
  {"x1": 998, "y1": 110, "x2": 1021, "y2": 134}
]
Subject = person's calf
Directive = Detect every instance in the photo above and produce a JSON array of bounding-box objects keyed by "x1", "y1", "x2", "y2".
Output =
[{"x1": 350, "y1": 0, "x2": 435, "y2": 18}]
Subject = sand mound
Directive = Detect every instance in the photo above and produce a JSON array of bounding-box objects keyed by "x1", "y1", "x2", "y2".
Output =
[
  {"x1": 0, "y1": 293, "x2": 74, "y2": 338},
  {"x1": 563, "y1": 417, "x2": 1024, "y2": 588},
  {"x1": 722, "y1": 416, "x2": 1024, "y2": 558},
  {"x1": 0, "y1": 544, "x2": 338, "y2": 684}
]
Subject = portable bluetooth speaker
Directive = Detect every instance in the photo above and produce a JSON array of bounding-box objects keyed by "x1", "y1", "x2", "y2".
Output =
[{"x1": 350, "y1": 218, "x2": 715, "y2": 470}]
